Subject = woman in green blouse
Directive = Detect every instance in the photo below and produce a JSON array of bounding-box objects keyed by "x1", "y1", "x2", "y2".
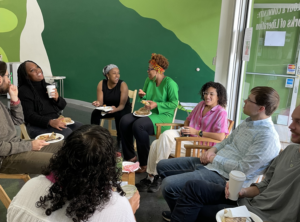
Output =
[{"x1": 119, "y1": 53, "x2": 179, "y2": 173}]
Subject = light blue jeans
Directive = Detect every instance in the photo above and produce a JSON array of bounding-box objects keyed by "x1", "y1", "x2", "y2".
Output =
[{"x1": 157, "y1": 157, "x2": 227, "y2": 211}]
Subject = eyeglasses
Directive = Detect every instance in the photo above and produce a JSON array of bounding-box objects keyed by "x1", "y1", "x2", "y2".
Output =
[
  {"x1": 3, "y1": 74, "x2": 12, "y2": 79},
  {"x1": 203, "y1": 92, "x2": 217, "y2": 96},
  {"x1": 246, "y1": 97, "x2": 258, "y2": 104}
]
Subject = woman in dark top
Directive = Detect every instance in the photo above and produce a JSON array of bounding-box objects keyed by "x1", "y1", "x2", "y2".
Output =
[
  {"x1": 91, "y1": 64, "x2": 131, "y2": 148},
  {"x1": 17, "y1": 60, "x2": 82, "y2": 138}
]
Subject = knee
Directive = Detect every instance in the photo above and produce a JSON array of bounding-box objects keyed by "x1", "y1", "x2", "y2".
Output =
[
  {"x1": 157, "y1": 159, "x2": 169, "y2": 176},
  {"x1": 60, "y1": 128, "x2": 72, "y2": 137}
]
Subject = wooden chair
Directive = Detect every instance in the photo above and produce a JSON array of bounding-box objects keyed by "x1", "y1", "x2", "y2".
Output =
[
  {"x1": 100, "y1": 89, "x2": 137, "y2": 136},
  {"x1": 156, "y1": 119, "x2": 234, "y2": 158},
  {"x1": 0, "y1": 174, "x2": 31, "y2": 208},
  {"x1": 20, "y1": 123, "x2": 31, "y2": 140}
]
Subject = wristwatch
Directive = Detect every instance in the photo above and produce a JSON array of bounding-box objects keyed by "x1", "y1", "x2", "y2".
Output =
[{"x1": 198, "y1": 130, "x2": 203, "y2": 137}]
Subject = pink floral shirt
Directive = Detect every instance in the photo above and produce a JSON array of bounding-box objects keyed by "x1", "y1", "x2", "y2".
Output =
[{"x1": 186, "y1": 101, "x2": 228, "y2": 145}]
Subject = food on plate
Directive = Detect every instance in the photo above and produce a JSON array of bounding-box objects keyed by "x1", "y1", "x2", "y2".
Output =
[
  {"x1": 134, "y1": 107, "x2": 150, "y2": 115},
  {"x1": 103, "y1": 104, "x2": 106, "y2": 107},
  {"x1": 141, "y1": 100, "x2": 150, "y2": 106},
  {"x1": 123, "y1": 162, "x2": 140, "y2": 172},
  {"x1": 37, "y1": 132, "x2": 58, "y2": 142},
  {"x1": 58, "y1": 115, "x2": 72, "y2": 123},
  {"x1": 222, "y1": 209, "x2": 246, "y2": 222}
]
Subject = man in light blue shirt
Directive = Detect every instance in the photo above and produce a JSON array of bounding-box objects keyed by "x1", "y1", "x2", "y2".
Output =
[{"x1": 157, "y1": 86, "x2": 281, "y2": 221}]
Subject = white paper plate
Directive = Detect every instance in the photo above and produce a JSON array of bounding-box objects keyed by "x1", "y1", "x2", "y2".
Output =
[
  {"x1": 95, "y1": 106, "x2": 113, "y2": 112},
  {"x1": 35, "y1": 133, "x2": 64, "y2": 143},
  {"x1": 216, "y1": 209, "x2": 263, "y2": 222},
  {"x1": 66, "y1": 120, "x2": 75, "y2": 125},
  {"x1": 122, "y1": 161, "x2": 140, "y2": 173},
  {"x1": 133, "y1": 111, "x2": 152, "y2": 117}
]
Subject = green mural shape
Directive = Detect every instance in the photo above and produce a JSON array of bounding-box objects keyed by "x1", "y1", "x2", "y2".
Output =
[
  {"x1": 0, "y1": 47, "x2": 8, "y2": 62},
  {"x1": 119, "y1": 0, "x2": 221, "y2": 72},
  {"x1": 38, "y1": 0, "x2": 215, "y2": 120},
  {"x1": 0, "y1": 8, "x2": 18, "y2": 33},
  {"x1": 0, "y1": 1, "x2": 27, "y2": 62}
]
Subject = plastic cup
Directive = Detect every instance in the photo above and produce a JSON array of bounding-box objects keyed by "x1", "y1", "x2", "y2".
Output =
[
  {"x1": 46, "y1": 85, "x2": 56, "y2": 98},
  {"x1": 122, "y1": 185, "x2": 137, "y2": 199},
  {"x1": 181, "y1": 127, "x2": 189, "y2": 137},
  {"x1": 228, "y1": 170, "x2": 246, "y2": 201}
]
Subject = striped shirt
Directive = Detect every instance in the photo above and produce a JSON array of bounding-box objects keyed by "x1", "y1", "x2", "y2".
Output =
[
  {"x1": 186, "y1": 101, "x2": 228, "y2": 146},
  {"x1": 205, "y1": 117, "x2": 281, "y2": 187}
]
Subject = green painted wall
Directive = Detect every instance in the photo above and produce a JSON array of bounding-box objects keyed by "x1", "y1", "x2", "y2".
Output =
[
  {"x1": 37, "y1": 0, "x2": 221, "y2": 120},
  {"x1": 0, "y1": 0, "x2": 27, "y2": 62}
]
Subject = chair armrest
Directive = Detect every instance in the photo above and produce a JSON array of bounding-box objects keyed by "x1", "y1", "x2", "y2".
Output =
[
  {"x1": 156, "y1": 123, "x2": 184, "y2": 139},
  {"x1": 184, "y1": 144, "x2": 212, "y2": 157},
  {"x1": 174, "y1": 137, "x2": 221, "y2": 144}
]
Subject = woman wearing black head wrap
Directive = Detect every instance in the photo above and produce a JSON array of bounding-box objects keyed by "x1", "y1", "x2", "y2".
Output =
[
  {"x1": 91, "y1": 64, "x2": 131, "y2": 149},
  {"x1": 18, "y1": 60, "x2": 82, "y2": 138}
]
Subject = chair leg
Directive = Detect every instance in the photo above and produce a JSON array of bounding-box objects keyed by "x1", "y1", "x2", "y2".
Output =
[
  {"x1": 0, "y1": 185, "x2": 11, "y2": 209},
  {"x1": 21, "y1": 175, "x2": 31, "y2": 183}
]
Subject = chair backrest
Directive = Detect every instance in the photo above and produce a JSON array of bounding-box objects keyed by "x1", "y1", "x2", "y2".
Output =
[
  {"x1": 20, "y1": 124, "x2": 31, "y2": 140},
  {"x1": 128, "y1": 89, "x2": 137, "y2": 113},
  {"x1": 226, "y1": 119, "x2": 234, "y2": 138},
  {"x1": 170, "y1": 102, "x2": 179, "y2": 129}
]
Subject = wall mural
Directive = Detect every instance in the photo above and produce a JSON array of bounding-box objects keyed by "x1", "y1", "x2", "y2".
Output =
[{"x1": 0, "y1": 0, "x2": 221, "y2": 120}]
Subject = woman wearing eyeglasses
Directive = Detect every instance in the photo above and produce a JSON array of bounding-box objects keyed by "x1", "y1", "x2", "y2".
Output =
[
  {"x1": 135, "y1": 81, "x2": 229, "y2": 193},
  {"x1": 17, "y1": 61, "x2": 82, "y2": 138},
  {"x1": 119, "y1": 53, "x2": 179, "y2": 173}
]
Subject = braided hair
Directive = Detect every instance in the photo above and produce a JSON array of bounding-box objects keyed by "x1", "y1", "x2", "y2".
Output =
[{"x1": 17, "y1": 61, "x2": 59, "y2": 114}]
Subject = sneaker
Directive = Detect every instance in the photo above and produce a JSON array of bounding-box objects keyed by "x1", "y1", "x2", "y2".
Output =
[
  {"x1": 148, "y1": 175, "x2": 161, "y2": 193},
  {"x1": 162, "y1": 211, "x2": 171, "y2": 221},
  {"x1": 136, "y1": 176, "x2": 152, "y2": 192}
]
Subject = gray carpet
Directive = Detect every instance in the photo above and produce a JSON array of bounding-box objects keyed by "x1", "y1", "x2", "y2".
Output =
[{"x1": 0, "y1": 96, "x2": 168, "y2": 221}]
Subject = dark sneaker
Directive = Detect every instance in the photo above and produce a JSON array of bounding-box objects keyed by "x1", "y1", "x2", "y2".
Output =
[
  {"x1": 136, "y1": 176, "x2": 152, "y2": 192},
  {"x1": 148, "y1": 175, "x2": 161, "y2": 193},
  {"x1": 162, "y1": 211, "x2": 171, "y2": 221}
]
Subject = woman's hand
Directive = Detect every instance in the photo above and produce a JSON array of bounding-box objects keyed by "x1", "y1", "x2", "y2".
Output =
[
  {"x1": 92, "y1": 101, "x2": 101, "y2": 107},
  {"x1": 50, "y1": 88, "x2": 59, "y2": 101},
  {"x1": 138, "y1": 89, "x2": 146, "y2": 98},
  {"x1": 145, "y1": 101, "x2": 157, "y2": 110},
  {"x1": 49, "y1": 119, "x2": 67, "y2": 130},
  {"x1": 181, "y1": 127, "x2": 198, "y2": 136},
  {"x1": 129, "y1": 191, "x2": 140, "y2": 214},
  {"x1": 108, "y1": 106, "x2": 117, "y2": 113}
]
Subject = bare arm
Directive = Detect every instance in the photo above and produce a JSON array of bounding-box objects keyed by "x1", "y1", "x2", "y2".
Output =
[
  {"x1": 114, "y1": 82, "x2": 129, "y2": 112},
  {"x1": 202, "y1": 131, "x2": 225, "y2": 141},
  {"x1": 225, "y1": 182, "x2": 260, "y2": 199},
  {"x1": 92, "y1": 81, "x2": 103, "y2": 107}
]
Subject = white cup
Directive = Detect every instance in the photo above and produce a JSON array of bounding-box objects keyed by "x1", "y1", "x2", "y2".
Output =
[
  {"x1": 46, "y1": 85, "x2": 56, "y2": 98},
  {"x1": 228, "y1": 170, "x2": 246, "y2": 201}
]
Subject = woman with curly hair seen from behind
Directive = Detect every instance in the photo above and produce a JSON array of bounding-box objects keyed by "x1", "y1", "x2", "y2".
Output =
[
  {"x1": 7, "y1": 125, "x2": 140, "y2": 222},
  {"x1": 136, "y1": 82, "x2": 229, "y2": 193},
  {"x1": 119, "y1": 53, "x2": 179, "y2": 174}
]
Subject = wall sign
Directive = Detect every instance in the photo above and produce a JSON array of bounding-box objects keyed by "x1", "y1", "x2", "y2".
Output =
[
  {"x1": 287, "y1": 64, "x2": 296, "y2": 74},
  {"x1": 285, "y1": 78, "x2": 294, "y2": 88}
]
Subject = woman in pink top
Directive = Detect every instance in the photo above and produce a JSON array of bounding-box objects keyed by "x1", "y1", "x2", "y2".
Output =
[{"x1": 136, "y1": 82, "x2": 228, "y2": 193}]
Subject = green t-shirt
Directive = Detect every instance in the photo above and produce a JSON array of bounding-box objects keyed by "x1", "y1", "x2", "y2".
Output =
[{"x1": 141, "y1": 76, "x2": 179, "y2": 134}]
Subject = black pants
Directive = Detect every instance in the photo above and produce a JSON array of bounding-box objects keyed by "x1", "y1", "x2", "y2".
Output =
[
  {"x1": 91, "y1": 106, "x2": 131, "y2": 141},
  {"x1": 119, "y1": 113, "x2": 154, "y2": 166},
  {"x1": 171, "y1": 180, "x2": 237, "y2": 222}
]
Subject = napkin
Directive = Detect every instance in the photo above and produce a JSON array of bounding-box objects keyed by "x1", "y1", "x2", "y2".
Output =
[{"x1": 224, "y1": 206, "x2": 251, "y2": 218}]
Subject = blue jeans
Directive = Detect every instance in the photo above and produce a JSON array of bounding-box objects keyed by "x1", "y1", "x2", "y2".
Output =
[
  {"x1": 171, "y1": 180, "x2": 237, "y2": 222},
  {"x1": 27, "y1": 121, "x2": 83, "y2": 139},
  {"x1": 157, "y1": 157, "x2": 227, "y2": 211}
]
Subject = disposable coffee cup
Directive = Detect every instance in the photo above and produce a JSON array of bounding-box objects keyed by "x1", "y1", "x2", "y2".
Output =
[
  {"x1": 46, "y1": 85, "x2": 56, "y2": 98},
  {"x1": 228, "y1": 170, "x2": 246, "y2": 201}
]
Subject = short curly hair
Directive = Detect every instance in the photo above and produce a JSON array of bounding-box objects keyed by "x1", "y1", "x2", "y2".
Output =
[
  {"x1": 200, "y1": 82, "x2": 227, "y2": 108},
  {"x1": 36, "y1": 125, "x2": 124, "y2": 222},
  {"x1": 149, "y1": 53, "x2": 169, "y2": 69}
]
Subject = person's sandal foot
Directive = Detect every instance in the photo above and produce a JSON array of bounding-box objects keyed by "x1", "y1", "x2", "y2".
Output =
[
  {"x1": 162, "y1": 211, "x2": 171, "y2": 221},
  {"x1": 127, "y1": 156, "x2": 137, "y2": 162},
  {"x1": 135, "y1": 165, "x2": 147, "y2": 173},
  {"x1": 136, "y1": 176, "x2": 152, "y2": 192}
]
